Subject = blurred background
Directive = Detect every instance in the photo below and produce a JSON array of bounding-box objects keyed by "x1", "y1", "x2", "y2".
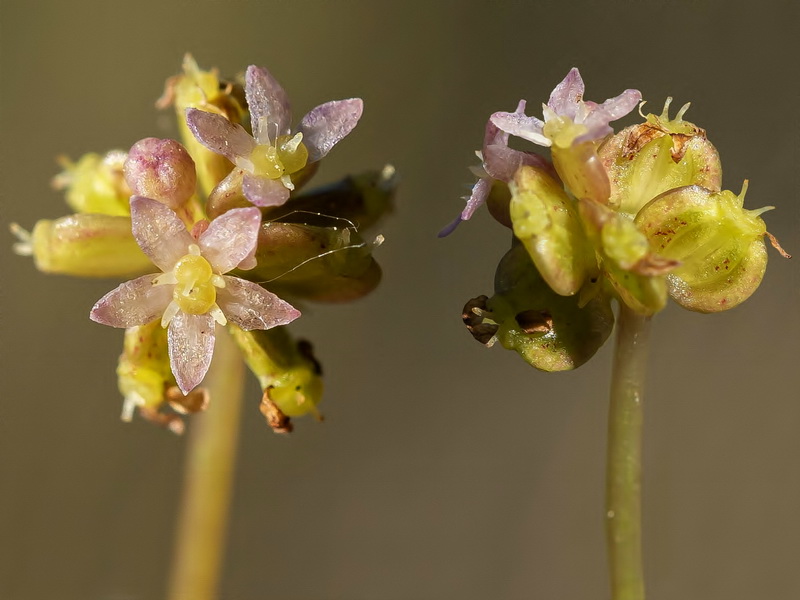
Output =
[{"x1": 1, "y1": 1, "x2": 798, "y2": 599}]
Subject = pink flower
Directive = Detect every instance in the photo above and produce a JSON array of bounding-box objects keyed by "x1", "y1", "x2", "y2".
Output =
[
  {"x1": 490, "y1": 68, "x2": 641, "y2": 147},
  {"x1": 439, "y1": 101, "x2": 550, "y2": 237},
  {"x1": 90, "y1": 197, "x2": 300, "y2": 393},
  {"x1": 186, "y1": 65, "x2": 363, "y2": 208}
]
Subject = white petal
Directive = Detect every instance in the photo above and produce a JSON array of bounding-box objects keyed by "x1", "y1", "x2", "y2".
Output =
[
  {"x1": 130, "y1": 196, "x2": 194, "y2": 272},
  {"x1": 490, "y1": 111, "x2": 549, "y2": 147},
  {"x1": 198, "y1": 207, "x2": 262, "y2": 273},
  {"x1": 217, "y1": 276, "x2": 301, "y2": 330},
  {"x1": 168, "y1": 312, "x2": 216, "y2": 394},
  {"x1": 90, "y1": 274, "x2": 171, "y2": 328},
  {"x1": 242, "y1": 174, "x2": 290, "y2": 207},
  {"x1": 298, "y1": 98, "x2": 363, "y2": 162},
  {"x1": 245, "y1": 65, "x2": 292, "y2": 143},
  {"x1": 185, "y1": 108, "x2": 257, "y2": 162}
]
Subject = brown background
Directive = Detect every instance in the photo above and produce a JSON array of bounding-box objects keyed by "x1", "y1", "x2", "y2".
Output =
[{"x1": 1, "y1": 1, "x2": 799, "y2": 599}]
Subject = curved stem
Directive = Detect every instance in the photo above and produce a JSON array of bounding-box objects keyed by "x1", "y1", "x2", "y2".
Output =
[
  {"x1": 167, "y1": 328, "x2": 245, "y2": 600},
  {"x1": 606, "y1": 303, "x2": 652, "y2": 600}
]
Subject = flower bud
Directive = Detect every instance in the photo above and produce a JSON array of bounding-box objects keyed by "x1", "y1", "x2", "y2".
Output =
[
  {"x1": 228, "y1": 325, "x2": 323, "y2": 432},
  {"x1": 10, "y1": 214, "x2": 152, "y2": 278},
  {"x1": 509, "y1": 165, "x2": 594, "y2": 296},
  {"x1": 52, "y1": 151, "x2": 131, "y2": 216},
  {"x1": 236, "y1": 222, "x2": 382, "y2": 303},
  {"x1": 464, "y1": 243, "x2": 614, "y2": 371},
  {"x1": 635, "y1": 183, "x2": 778, "y2": 312},
  {"x1": 124, "y1": 138, "x2": 196, "y2": 209},
  {"x1": 579, "y1": 199, "x2": 672, "y2": 315},
  {"x1": 599, "y1": 98, "x2": 721, "y2": 215},
  {"x1": 158, "y1": 54, "x2": 246, "y2": 196},
  {"x1": 550, "y1": 140, "x2": 611, "y2": 205}
]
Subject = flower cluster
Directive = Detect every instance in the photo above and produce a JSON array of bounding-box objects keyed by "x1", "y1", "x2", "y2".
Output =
[
  {"x1": 450, "y1": 68, "x2": 789, "y2": 371},
  {"x1": 12, "y1": 55, "x2": 395, "y2": 433}
]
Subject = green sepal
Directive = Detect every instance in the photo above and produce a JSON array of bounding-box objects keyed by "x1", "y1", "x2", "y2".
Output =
[
  {"x1": 509, "y1": 165, "x2": 594, "y2": 296},
  {"x1": 635, "y1": 184, "x2": 771, "y2": 312},
  {"x1": 53, "y1": 151, "x2": 131, "y2": 216},
  {"x1": 464, "y1": 242, "x2": 614, "y2": 372},
  {"x1": 551, "y1": 140, "x2": 611, "y2": 205},
  {"x1": 228, "y1": 325, "x2": 323, "y2": 421},
  {"x1": 117, "y1": 320, "x2": 173, "y2": 412}
]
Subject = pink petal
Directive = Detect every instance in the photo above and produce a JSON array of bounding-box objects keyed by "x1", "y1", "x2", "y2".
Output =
[
  {"x1": 547, "y1": 67, "x2": 585, "y2": 118},
  {"x1": 245, "y1": 65, "x2": 292, "y2": 144},
  {"x1": 490, "y1": 111, "x2": 548, "y2": 146},
  {"x1": 217, "y1": 276, "x2": 301, "y2": 330},
  {"x1": 198, "y1": 207, "x2": 262, "y2": 273},
  {"x1": 578, "y1": 89, "x2": 642, "y2": 143},
  {"x1": 461, "y1": 177, "x2": 493, "y2": 221},
  {"x1": 242, "y1": 174, "x2": 290, "y2": 207},
  {"x1": 168, "y1": 312, "x2": 216, "y2": 394},
  {"x1": 130, "y1": 196, "x2": 194, "y2": 272},
  {"x1": 298, "y1": 98, "x2": 363, "y2": 162},
  {"x1": 90, "y1": 274, "x2": 171, "y2": 327},
  {"x1": 185, "y1": 108, "x2": 256, "y2": 162},
  {"x1": 484, "y1": 100, "x2": 526, "y2": 148}
]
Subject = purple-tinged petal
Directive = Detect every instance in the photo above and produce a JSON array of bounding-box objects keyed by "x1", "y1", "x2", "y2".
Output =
[
  {"x1": 241, "y1": 174, "x2": 290, "y2": 207},
  {"x1": 246, "y1": 65, "x2": 291, "y2": 144},
  {"x1": 490, "y1": 111, "x2": 549, "y2": 147},
  {"x1": 168, "y1": 312, "x2": 216, "y2": 394},
  {"x1": 198, "y1": 207, "x2": 262, "y2": 273},
  {"x1": 577, "y1": 89, "x2": 642, "y2": 144},
  {"x1": 298, "y1": 98, "x2": 363, "y2": 162},
  {"x1": 547, "y1": 68, "x2": 585, "y2": 118},
  {"x1": 437, "y1": 214, "x2": 464, "y2": 238},
  {"x1": 484, "y1": 145, "x2": 551, "y2": 182},
  {"x1": 484, "y1": 100, "x2": 527, "y2": 148},
  {"x1": 130, "y1": 196, "x2": 194, "y2": 272},
  {"x1": 90, "y1": 274, "x2": 171, "y2": 327},
  {"x1": 185, "y1": 109, "x2": 256, "y2": 162},
  {"x1": 438, "y1": 176, "x2": 494, "y2": 237},
  {"x1": 217, "y1": 276, "x2": 301, "y2": 330}
]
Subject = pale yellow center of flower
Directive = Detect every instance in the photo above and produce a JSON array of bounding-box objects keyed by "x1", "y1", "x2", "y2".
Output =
[
  {"x1": 542, "y1": 115, "x2": 589, "y2": 149},
  {"x1": 173, "y1": 253, "x2": 217, "y2": 314},
  {"x1": 249, "y1": 134, "x2": 309, "y2": 180}
]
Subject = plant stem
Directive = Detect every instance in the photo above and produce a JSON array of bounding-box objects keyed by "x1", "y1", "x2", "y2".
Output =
[
  {"x1": 167, "y1": 328, "x2": 245, "y2": 600},
  {"x1": 606, "y1": 303, "x2": 652, "y2": 600}
]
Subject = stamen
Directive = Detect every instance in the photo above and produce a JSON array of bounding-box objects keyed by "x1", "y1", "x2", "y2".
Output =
[
  {"x1": 9, "y1": 223, "x2": 33, "y2": 256},
  {"x1": 161, "y1": 300, "x2": 181, "y2": 327},
  {"x1": 280, "y1": 174, "x2": 295, "y2": 190},
  {"x1": 209, "y1": 304, "x2": 227, "y2": 325},
  {"x1": 766, "y1": 232, "x2": 792, "y2": 258},
  {"x1": 154, "y1": 272, "x2": 178, "y2": 286},
  {"x1": 211, "y1": 274, "x2": 226, "y2": 288},
  {"x1": 121, "y1": 392, "x2": 146, "y2": 422},
  {"x1": 283, "y1": 132, "x2": 304, "y2": 154}
]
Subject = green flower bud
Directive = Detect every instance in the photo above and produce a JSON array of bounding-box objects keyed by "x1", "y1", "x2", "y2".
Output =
[
  {"x1": 158, "y1": 54, "x2": 246, "y2": 196},
  {"x1": 52, "y1": 151, "x2": 131, "y2": 216},
  {"x1": 10, "y1": 214, "x2": 152, "y2": 278},
  {"x1": 635, "y1": 183, "x2": 785, "y2": 312},
  {"x1": 235, "y1": 222, "x2": 382, "y2": 303},
  {"x1": 599, "y1": 98, "x2": 721, "y2": 215},
  {"x1": 463, "y1": 243, "x2": 614, "y2": 371},
  {"x1": 509, "y1": 165, "x2": 595, "y2": 296},
  {"x1": 228, "y1": 325, "x2": 323, "y2": 432},
  {"x1": 579, "y1": 199, "x2": 673, "y2": 315}
]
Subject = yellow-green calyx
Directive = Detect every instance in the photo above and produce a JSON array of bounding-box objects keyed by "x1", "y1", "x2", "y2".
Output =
[{"x1": 249, "y1": 133, "x2": 309, "y2": 186}]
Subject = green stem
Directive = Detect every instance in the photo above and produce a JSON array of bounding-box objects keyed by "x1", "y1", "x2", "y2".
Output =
[
  {"x1": 606, "y1": 303, "x2": 652, "y2": 600},
  {"x1": 167, "y1": 329, "x2": 245, "y2": 600}
]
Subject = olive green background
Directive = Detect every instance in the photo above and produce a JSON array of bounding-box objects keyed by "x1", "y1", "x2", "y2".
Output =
[{"x1": 1, "y1": 1, "x2": 798, "y2": 599}]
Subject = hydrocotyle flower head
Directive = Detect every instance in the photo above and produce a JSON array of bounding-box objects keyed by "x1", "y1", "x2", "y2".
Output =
[
  {"x1": 490, "y1": 68, "x2": 641, "y2": 149},
  {"x1": 186, "y1": 65, "x2": 363, "y2": 208},
  {"x1": 90, "y1": 197, "x2": 300, "y2": 393}
]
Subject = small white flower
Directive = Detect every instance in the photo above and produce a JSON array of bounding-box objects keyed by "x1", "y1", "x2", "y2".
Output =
[{"x1": 90, "y1": 196, "x2": 300, "y2": 393}]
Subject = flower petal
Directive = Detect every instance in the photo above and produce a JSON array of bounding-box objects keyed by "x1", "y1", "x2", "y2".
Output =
[
  {"x1": 168, "y1": 312, "x2": 216, "y2": 394},
  {"x1": 217, "y1": 276, "x2": 301, "y2": 330},
  {"x1": 547, "y1": 67, "x2": 585, "y2": 118},
  {"x1": 461, "y1": 177, "x2": 493, "y2": 221},
  {"x1": 241, "y1": 174, "x2": 290, "y2": 207},
  {"x1": 198, "y1": 207, "x2": 262, "y2": 273},
  {"x1": 483, "y1": 145, "x2": 550, "y2": 182},
  {"x1": 579, "y1": 88, "x2": 642, "y2": 142},
  {"x1": 90, "y1": 274, "x2": 171, "y2": 327},
  {"x1": 245, "y1": 65, "x2": 291, "y2": 144},
  {"x1": 185, "y1": 108, "x2": 256, "y2": 162},
  {"x1": 490, "y1": 111, "x2": 549, "y2": 147},
  {"x1": 130, "y1": 196, "x2": 194, "y2": 272},
  {"x1": 484, "y1": 100, "x2": 525, "y2": 148},
  {"x1": 298, "y1": 98, "x2": 363, "y2": 162}
]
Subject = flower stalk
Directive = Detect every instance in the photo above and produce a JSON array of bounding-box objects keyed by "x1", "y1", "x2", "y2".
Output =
[
  {"x1": 605, "y1": 303, "x2": 651, "y2": 600},
  {"x1": 167, "y1": 328, "x2": 245, "y2": 600}
]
